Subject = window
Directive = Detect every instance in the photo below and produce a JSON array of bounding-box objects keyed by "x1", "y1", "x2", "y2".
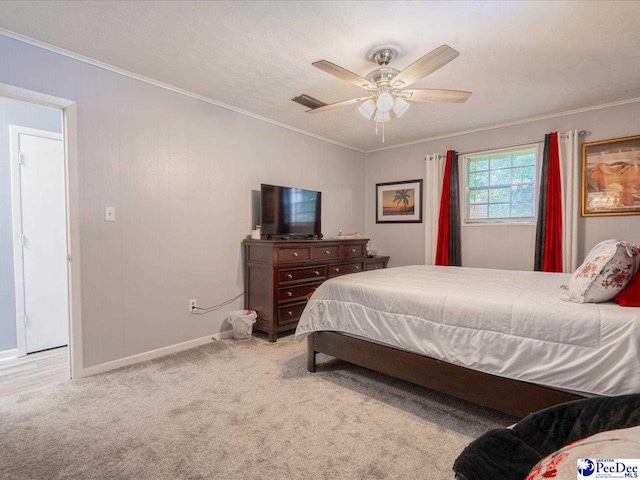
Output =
[{"x1": 463, "y1": 144, "x2": 539, "y2": 224}]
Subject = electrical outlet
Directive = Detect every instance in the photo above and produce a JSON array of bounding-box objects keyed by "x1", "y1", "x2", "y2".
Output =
[{"x1": 189, "y1": 299, "x2": 197, "y2": 312}]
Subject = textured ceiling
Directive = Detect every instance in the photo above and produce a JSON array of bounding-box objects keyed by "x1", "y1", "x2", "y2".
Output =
[{"x1": 1, "y1": 1, "x2": 639, "y2": 152}]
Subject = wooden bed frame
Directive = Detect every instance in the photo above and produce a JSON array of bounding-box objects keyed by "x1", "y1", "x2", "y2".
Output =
[{"x1": 307, "y1": 331, "x2": 583, "y2": 418}]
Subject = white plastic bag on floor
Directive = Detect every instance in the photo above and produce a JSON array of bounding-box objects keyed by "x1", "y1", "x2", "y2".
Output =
[{"x1": 228, "y1": 310, "x2": 257, "y2": 340}]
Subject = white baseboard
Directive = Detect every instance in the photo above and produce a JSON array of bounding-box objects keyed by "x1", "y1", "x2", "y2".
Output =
[
  {"x1": 77, "y1": 329, "x2": 234, "y2": 378},
  {"x1": 0, "y1": 349, "x2": 18, "y2": 361}
]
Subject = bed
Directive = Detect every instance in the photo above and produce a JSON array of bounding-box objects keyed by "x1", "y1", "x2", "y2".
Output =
[{"x1": 295, "y1": 265, "x2": 640, "y2": 417}]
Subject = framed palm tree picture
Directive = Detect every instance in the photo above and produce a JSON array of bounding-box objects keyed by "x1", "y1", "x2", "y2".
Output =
[{"x1": 376, "y1": 179, "x2": 423, "y2": 223}]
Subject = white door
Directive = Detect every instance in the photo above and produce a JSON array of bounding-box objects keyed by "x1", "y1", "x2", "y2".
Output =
[{"x1": 10, "y1": 126, "x2": 69, "y2": 355}]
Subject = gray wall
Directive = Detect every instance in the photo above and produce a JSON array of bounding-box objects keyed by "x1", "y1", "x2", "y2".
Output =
[
  {"x1": 0, "y1": 35, "x2": 366, "y2": 368},
  {"x1": 365, "y1": 101, "x2": 640, "y2": 269},
  {"x1": 0, "y1": 97, "x2": 62, "y2": 352}
]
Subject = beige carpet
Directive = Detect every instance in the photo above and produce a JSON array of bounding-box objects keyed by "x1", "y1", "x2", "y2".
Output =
[{"x1": 0, "y1": 333, "x2": 514, "y2": 479}]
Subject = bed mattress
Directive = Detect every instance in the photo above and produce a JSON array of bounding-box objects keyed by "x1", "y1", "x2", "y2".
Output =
[{"x1": 295, "y1": 265, "x2": 640, "y2": 396}]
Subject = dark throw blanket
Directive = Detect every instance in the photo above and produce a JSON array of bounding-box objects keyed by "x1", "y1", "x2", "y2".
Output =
[{"x1": 453, "y1": 394, "x2": 640, "y2": 480}]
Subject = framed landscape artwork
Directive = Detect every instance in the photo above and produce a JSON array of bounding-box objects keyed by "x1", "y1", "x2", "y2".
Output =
[
  {"x1": 376, "y1": 179, "x2": 423, "y2": 223},
  {"x1": 582, "y1": 135, "x2": 640, "y2": 216}
]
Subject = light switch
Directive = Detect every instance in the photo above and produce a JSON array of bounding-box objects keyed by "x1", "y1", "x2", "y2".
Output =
[{"x1": 105, "y1": 206, "x2": 116, "y2": 222}]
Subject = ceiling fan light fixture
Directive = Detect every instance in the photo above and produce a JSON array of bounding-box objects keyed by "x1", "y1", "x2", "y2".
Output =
[
  {"x1": 357, "y1": 99, "x2": 376, "y2": 119},
  {"x1": 374, "y1": 110, "x2": 390, "y2": 123},
  {"x1": 392, "y1": 97, "x2": 410, "y2": 118},
  {"x1": 309, "y1": 44, "x2": 469, "y2": 143},
  {"x1": 376, "y1": 92, "x2": 394, "y2": 113}
]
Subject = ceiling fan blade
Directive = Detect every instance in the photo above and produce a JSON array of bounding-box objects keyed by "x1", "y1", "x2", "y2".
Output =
[
  {"x1": 392, "y1": 45, "x2": 460, "y2": 88},
  {"x1": 312, "y1": 60, "x2": 376, "y2": 90},
  {"x1": 402, "y1": 88, "x2": 472, "y2": 103},
  {"x1": 307, "y1": 96, "x2": 372, "y2": 114}
]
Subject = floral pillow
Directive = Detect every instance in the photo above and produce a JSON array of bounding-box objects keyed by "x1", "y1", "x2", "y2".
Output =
[
  {"x1": 564, "y1": 239, "x2": 638, "y2": 303},
  {"x1": 525, "y1": 425, "x2": 640, "y2": 480}
]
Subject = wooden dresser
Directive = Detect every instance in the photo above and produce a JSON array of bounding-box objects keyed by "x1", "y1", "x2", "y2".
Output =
[{"x1": 243, "y1": 238, "x2": 370, "y2": 342}]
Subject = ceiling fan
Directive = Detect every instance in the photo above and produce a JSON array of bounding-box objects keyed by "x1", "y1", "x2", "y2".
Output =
[{"x1": 308, "y1": 44, "x2": 471, "y2": 142}]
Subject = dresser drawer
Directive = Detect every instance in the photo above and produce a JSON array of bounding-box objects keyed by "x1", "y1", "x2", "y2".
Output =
[
  {"x1": 328, "y1": 262, "x2": 364, "y2": 277},
  {"x1": 313, "y1": 245, "x2": 340, "y2": 261},
  {"x1": 277, "y1": 247, "x2": 311, "y2": 264},
  {"x1": 365, "y1": 255, "x2": 389, "y2": 271},
  {"x1": 278, "y1": 302, "x2": 307, "y2": 325},
  {"x1": 366, "y1": 260, "x2": 386, "y2": 271},
  {"x1": 278, "y1": 282, "x2": 321, "y2": 303},
  {"x1": 278, "y1": 266, "x2": 325, "y2": 283},
  {"x1": 341, "y1": 244, "x2": 365, "y2": 258}
]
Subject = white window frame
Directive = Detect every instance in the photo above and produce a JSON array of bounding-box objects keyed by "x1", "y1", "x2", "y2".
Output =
[{"x1": 462, "y1": 143, "x2": 541, "y2": 226}]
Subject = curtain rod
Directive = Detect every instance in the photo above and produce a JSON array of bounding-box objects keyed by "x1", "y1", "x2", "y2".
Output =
[{"x1": 430, "y1": 130, "x2": 590, "y2": 159}]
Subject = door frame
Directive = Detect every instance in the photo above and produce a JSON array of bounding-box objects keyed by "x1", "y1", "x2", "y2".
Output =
[
  {"x1": 10, "y1": 126, "x2": 65, "y2": 357},
  {"x1": 0, "y1": 82, "x2": 82, "y2": 379}
]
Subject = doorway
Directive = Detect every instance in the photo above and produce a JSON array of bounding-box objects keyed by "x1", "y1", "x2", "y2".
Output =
[
  {"x1": 10, "y1": 126, "x2": 69, "y2": 355},
  {"x1": 1, "y1": 96, "x2": 69, "y2": 393}
]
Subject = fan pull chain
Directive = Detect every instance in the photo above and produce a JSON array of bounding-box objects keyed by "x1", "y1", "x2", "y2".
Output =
[
  {"x1": 375, "y1": 121, "x2": 378, "y2": 136},
  {"x1": 382, "y1": 122, "x2": 385, "y2": 143}
]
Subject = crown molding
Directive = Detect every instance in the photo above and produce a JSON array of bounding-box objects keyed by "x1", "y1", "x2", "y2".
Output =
[
  {"x1": 366, "y1": 95, "x2": 640, "y2": 154},
  {"x1": 0, "y1": 28, "x2": 366, "y2": 154}
]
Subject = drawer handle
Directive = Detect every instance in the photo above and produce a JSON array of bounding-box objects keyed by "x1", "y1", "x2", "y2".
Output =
[
  {"x1": 351, "y1": 248, "x2": 356, "y2": 253},
  {"x1": 334, "y1": 267, "x2": 340, "y2": 272},
  {"x1": 292, "y1": 252, "x2": 298, "y2": 257},
  {"x1": 324, "y1": 250, "x2": 330, "y2": 255},
  {"x1": 287, "y1": 291, "x2": 293, "y2": 297},
  {"x1": 287, "y1": 273, "x2": 293, "y2": 279},
  {"x1": 314, "y1": 270, "x2": 320, "y2": 276},
  {"x1": 287, "y1": 311, "x2": 293, "y2": 316},
  {"x1": 374, "y1": 265, "x2": 379, "y2": 269},
  {"x1": 354, "y1": 265, "x2": 360, "y2": 270}
]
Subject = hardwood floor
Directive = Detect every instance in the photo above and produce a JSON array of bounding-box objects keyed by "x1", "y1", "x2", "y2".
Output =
[{"x1": 0, "y1": 346, "x2": 69, "y2": 398}]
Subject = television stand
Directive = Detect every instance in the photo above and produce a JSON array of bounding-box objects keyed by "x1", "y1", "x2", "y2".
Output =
[{"x1": 243, "y1": 237, "x2": 375, "y2": 342}]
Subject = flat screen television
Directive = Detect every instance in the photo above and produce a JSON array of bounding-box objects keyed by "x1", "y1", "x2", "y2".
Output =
[{"x1": 261, "y1": 184, "x2": 322, "y2": 238}]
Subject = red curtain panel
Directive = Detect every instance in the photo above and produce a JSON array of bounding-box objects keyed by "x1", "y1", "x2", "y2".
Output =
[
  {"x1": 543, "y1": 133, "x2": 563, "y2": 272},
  {"x1": 535, "y1": 133, "x2": 563, "y2": 272},
  {"x1": 435, "y1": 151, "x2": 453, "y2": 265}
]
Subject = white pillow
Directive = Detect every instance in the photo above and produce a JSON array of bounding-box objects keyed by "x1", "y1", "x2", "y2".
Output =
[
  {"x1": 526, "y1": 425, "x2": 640, "y2": 480},
  {"x1": 564, "y1": 239, "x2": 638, "y2": 303}
]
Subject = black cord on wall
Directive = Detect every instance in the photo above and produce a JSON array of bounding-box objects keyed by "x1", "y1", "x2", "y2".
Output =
[{"x1": 190, "y1": 292, "x2": 245, "y2": 315}]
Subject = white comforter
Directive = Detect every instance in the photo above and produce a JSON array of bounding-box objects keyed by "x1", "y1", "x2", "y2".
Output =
[{"x1": 295, "y1": 265, "x2": 640, "y2": 396}]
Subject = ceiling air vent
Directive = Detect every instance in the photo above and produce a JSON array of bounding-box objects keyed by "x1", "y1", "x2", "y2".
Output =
[{"x1": 291, "y1": 94, "x2": 326, "y2": 110}]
